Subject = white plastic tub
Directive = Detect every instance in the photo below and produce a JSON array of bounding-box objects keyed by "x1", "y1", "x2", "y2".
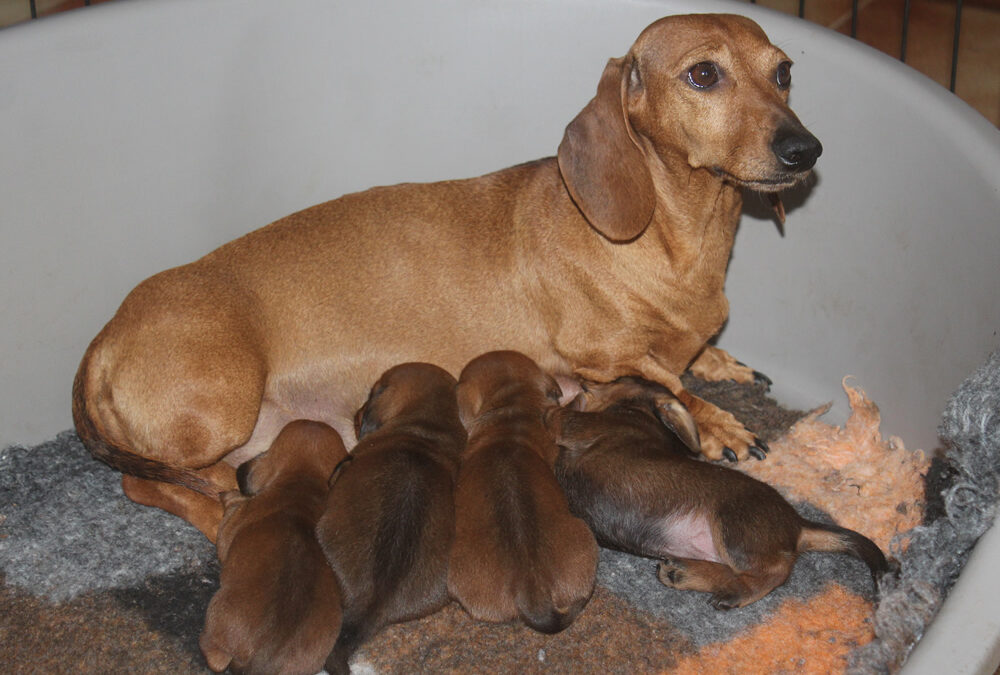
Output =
[{"x1": 2, "y1": 0, "x2": 998, "y2": 671}]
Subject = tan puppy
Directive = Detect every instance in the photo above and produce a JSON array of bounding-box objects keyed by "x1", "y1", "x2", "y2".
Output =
[
  {"x1": 548, "y1": 378, "x2": 890, "y2": 609},
  {"x1": 199, "y1": 420, "x2": 346, "y2": 675},
  {"x1": 316, "y1": 363, "x2": 466, "y2": 675},
  {"x1": 73, "y1": 14, "x2": 822, "y2": 538},
  {"x1": 450, "y1": 351, "x2": 598, "y2": 633}
]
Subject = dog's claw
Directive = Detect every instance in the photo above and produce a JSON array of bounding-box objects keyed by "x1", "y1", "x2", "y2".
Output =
[
  {"x1": 734, "y1": 359, "x2": 772, "y2": 390},
  {"x1": 748, "y1": 438, "x2": 770, "y2": 461},
  {"x1": 722, "y1": 447, "x2": 738, "y2": 463},
  {"x1": 752, "y1": 371, "x2": 772, "y2": 391}
]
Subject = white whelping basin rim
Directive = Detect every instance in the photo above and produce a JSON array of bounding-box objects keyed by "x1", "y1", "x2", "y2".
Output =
[{"x1": 1, "y1": 0, "x2": 998, "y2": 672}]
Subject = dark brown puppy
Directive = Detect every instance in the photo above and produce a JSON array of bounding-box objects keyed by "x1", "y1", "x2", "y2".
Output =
[
  {"x1": 199, "y1": 420, "x2": 346, "y2": 675},
  {"x1": 548, "y1": 377, "x2": 890, "y2": 609},
  {"x1": 316, "y1": 363, "x2": 466, "y2": 675},
  {"x1": 450, "y1": 351, "x2": 598, "y2": 633}
]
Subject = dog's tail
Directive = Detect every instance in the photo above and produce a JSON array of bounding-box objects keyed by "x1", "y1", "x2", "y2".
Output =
[
  {"x1": 71, "y1": 351, "x2": 215, "y2": 495},
  {"x1": 797, "y1": 520, "x2": 893, "y2": 584}
]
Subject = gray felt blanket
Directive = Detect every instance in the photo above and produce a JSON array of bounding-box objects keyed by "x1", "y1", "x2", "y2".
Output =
[{"x1": 1, "y1": 353, "x2": 997, "y2": 673}]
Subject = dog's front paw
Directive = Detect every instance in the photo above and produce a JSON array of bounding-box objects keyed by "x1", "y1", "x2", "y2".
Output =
[
  {"x1": 676, "y1": 393, "x2": 767, "y2": 462},
  {"x1": 687, "y1": 346, "x2": 770, "y2": 389}
]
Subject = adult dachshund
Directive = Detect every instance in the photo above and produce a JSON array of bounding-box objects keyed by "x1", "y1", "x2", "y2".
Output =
[{"x1": 72, "y1": 14, "x2": 821, "y2": 539}]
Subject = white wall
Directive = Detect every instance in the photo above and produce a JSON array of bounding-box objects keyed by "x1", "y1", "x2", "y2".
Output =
[{"x1": 2, "y1": 0, "x2": 998, "y2": 456}]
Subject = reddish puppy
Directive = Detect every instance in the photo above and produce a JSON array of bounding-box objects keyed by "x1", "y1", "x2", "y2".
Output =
[
  {"x1": 316, "y1": 363, "x2": 466, "y2": 674},
  {"x1": 449, "y1": 351, "x2": 598, "y2": 633},
  {"x1": 199, "y1": 420, "x2": 346, "y2": 675}
]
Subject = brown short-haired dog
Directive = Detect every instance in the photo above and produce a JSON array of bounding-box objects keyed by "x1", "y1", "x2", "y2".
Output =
[
  {"x1": 199, "y1": 420, "x2": 346, "y2": 675},
  {"x1": 548, "y1": 377, "x2": 890, "y2": 609},
  {"x1": 450, "y1": 351, "x2": 598, "y2": 633},
  {"x1": 315, "y1": 363, "x2": 467, "y2": 675},
  {"x1": 74, "y1": 14, "x2": 823, "y2": 542}
]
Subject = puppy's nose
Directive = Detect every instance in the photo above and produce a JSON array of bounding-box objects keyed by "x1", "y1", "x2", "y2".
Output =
[{"x1": 771, "y1": 126, "x2": 823, "y2": 172}]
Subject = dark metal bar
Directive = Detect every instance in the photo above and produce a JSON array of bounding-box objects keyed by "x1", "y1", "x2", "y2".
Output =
[
  {"x1": 851, "y1": 0, "x2": 859, "y2": 38},
  {"x1": 29, "y1": 0, "x2": 37, "y2": 19},
  {"x1": 950, "y1": 0, "x2": 963, "y2": 92},
  {"x1": 798, "y1": 0, "x2": 805, "y2": 19},
  {"x1": 901, "y1": 0, "x2": 911, "y2": 62}
]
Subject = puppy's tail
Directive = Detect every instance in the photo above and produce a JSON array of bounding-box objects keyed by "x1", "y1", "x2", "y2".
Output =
[
  {"x1": 797, "y1": 520, "x2": 893, "y2": 584},
  {"x1": 71, "y1": 353, "x2": 214, "y2": 495}
]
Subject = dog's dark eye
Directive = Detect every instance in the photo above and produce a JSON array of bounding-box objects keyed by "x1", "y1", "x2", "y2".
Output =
[
  {"x1": 687, "y1": 62, "x2": 720, "y2": 89},
  {"x1": 776, "y1": 61, "x2": 792, "y2": 90}
]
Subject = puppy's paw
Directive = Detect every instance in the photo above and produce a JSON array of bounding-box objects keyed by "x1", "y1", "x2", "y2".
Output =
[
  {"x1": 709, "y1": 593, "x2": 741, "y2": 611},
  {"x1": 657, "y1": 559, "x2": 685, "y2": 587}
]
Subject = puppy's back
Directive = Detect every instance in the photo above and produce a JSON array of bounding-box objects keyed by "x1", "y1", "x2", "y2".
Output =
[
  {"x1": 200, "y1": 420, "x2": 346, "y2": 675},
  {"x1": 449, "y1": 434, "x2": 598, "y2": 633},
  {"x1": 318, "y1": 437, "x2": 458, "y2": 672},
  {"x1": 201, "y1": 508, "x2": 342, "y2": 675}
]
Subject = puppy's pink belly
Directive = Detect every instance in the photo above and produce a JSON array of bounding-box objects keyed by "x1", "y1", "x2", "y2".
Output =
[{"x1": 656, "y1": 513, "x2": 721, "y2": 563}]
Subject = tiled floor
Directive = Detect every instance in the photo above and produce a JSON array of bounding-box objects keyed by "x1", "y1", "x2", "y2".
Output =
[{"x1": 2, "y1": 0, "x2": 998, "y2": 126}]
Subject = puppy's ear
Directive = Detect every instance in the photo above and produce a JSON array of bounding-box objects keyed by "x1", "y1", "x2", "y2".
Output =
[
  {"x1": 236, "y1": 455, "x2": 262, "y2": 496},
  {"x1": 543, "y1": 373, "x2": 563, "y2": 404},
  {"x1": 455, "y1": 380, "x2": 482, "y2": 430},
  {"x1": 654, "y1": 396, "x2": 701, "y2": 456},
  {"x1": 542, "y1": 406, "x2": 563, "y2": 435},
  {"x1": 355, "y1": 403, "x2": 379, "y2": 440},
  {"x1": 355, "y1": 381, "x2": 387, "y2": 440},
  {"x1": 558, "y1": 55, "x2": 655, "y2": 242},
  {"x1": 566, "y1": 391, "x2": 589, "y2": 411},
  {"x1": 328, "y1": 455, "x2": 354, "y2": 488},
  {"x1": 219, "y1": 489, "x2": 248, "y2": 511}
]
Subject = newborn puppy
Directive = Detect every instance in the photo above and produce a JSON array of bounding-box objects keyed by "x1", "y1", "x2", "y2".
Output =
[
  {"x1": 316, "y1": 363, "x2": 467, "y2": 675},
  {"x1": 199, "y1": 420, "x2": 346, "y2": 675},
  {"x1": 450, "y1": 351, "x2": 598, "y2": 633},
  {"x1": 549, "y1": 377, "x2": 890, "y2": 609}
]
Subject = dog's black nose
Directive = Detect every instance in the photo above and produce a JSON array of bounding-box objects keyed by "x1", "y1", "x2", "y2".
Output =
[{"x1": 771, "y1": 126, "x2": 823, "y2": 172}]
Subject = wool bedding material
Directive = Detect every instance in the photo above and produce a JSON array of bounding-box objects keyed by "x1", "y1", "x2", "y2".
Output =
[{"x1": 3, "y1": 353, "x2": 997, "y2": 674}]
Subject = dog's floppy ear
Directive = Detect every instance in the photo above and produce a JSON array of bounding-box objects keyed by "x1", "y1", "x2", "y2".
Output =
[
  {"x1": 558, "y1": 55, "x2": 655, "y2": 243},
  {"x1": 654, "y1": 396, "x2": 701, "y2": 456}
]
